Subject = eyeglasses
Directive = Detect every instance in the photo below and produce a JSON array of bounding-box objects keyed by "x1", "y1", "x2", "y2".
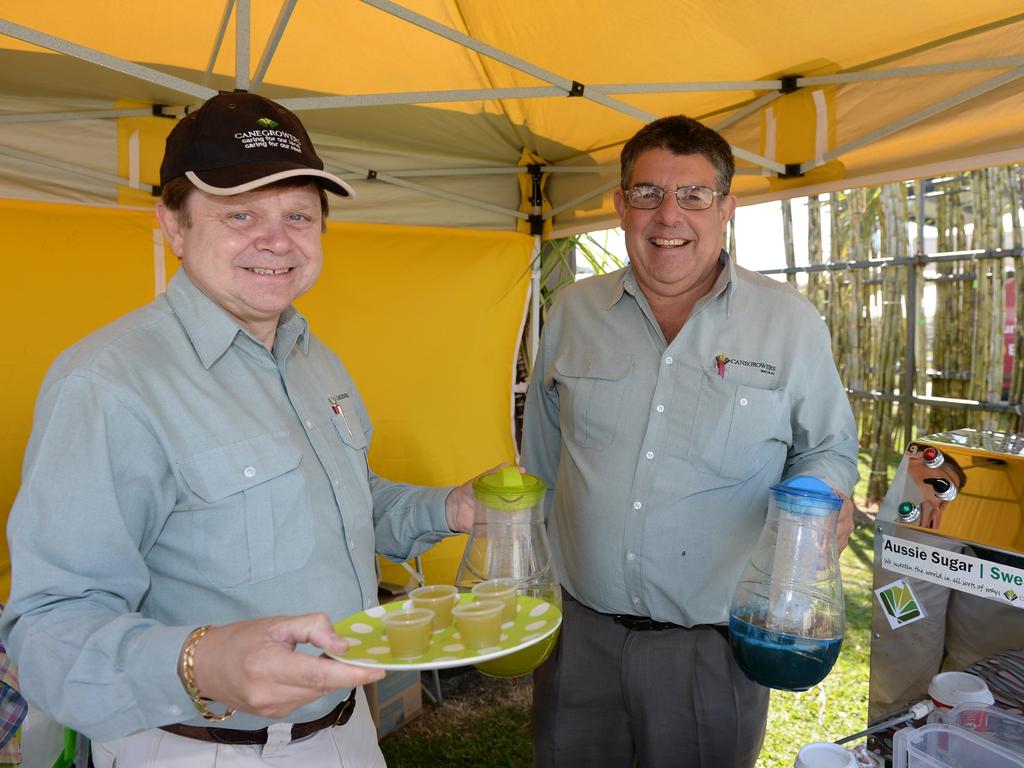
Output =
[{"x1": 624, "y1": 184, "x2": 721, "y2": 211}]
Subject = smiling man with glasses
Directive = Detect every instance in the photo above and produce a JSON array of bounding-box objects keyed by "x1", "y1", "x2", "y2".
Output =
[{"x1": 522, "y1": 115, "x2": 859, "y2": 767}]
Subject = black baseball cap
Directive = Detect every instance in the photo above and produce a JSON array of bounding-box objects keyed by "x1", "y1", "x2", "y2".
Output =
[{"x1": 159, "y1": 92, "x2": 353, "y2": 197}]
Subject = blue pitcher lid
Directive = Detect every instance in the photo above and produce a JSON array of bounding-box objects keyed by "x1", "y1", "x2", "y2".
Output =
[{"x1": 769, "y1": 475, "x2": 842, "y2": 515}]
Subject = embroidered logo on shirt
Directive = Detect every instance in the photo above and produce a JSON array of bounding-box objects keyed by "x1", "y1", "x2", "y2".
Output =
[
  {"x1": 713, "y1": 354, "x2": 777, "y2": 377},
  {"x1": 715, "y1": 354, "x2": 729, "y2": 378}
]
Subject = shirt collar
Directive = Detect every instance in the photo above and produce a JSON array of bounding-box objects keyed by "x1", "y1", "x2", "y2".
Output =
[
  {"x1": 165, "y1": 271, "x2": 310, "y2": 369},
  {"x1": 613, "y1": 249, "x2": 737, "y2": 314},
  {"x1": 715, "y1": 249, "x2": 739, "y2": 317}
]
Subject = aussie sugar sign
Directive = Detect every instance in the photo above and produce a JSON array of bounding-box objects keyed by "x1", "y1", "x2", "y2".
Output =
[{"x1": 879, "y1": 534, "x2": 1024, "y2": 609}]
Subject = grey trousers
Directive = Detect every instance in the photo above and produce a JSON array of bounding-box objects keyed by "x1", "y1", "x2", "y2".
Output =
[{"x1": 532, "y1": 593, "x2": 769, "y2": 768}]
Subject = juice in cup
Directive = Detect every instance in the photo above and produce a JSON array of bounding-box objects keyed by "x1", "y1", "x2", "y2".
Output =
[
  {"x1": 472, "y1": 579, "x2": 519, "y2": 623},
  {"x1": 410, "y1": 584, "x2": 458, "y2": 631},
  {"x1": 453, "y1": 600, "x2": 503, "y2": 650},
  {"x1": 382, "y1": 608, "x2": 434, "y2": 659}
]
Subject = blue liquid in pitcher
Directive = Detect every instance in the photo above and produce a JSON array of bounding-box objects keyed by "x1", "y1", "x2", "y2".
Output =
[{"x1": 728, "y1": 613, "x2": 842, "y2": 692}]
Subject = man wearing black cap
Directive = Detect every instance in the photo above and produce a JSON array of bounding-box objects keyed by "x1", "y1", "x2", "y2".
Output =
[{"x1": 1, "y1": 92, "x2": 476, "y2": 766}]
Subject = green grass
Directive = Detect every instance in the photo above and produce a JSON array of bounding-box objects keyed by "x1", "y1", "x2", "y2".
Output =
[{"x1": 381, "y1": 525, "x2": 877, "y2": 767}]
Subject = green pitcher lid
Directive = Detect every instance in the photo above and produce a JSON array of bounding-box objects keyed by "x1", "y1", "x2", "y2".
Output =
[{"x1": 472, "y1": 466, "x2": 546, "y2": 511}]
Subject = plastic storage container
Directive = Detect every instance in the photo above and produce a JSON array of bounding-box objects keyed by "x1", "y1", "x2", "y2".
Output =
[
  {"x1": 892, "y1": 724, "x2": 1024, "y2": 768},
  {"x1": 938, "y1": 706, "x2": 1024, "y2": 756}
]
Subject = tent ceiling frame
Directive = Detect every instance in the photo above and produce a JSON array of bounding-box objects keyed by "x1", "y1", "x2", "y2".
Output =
[
  {"x1": 800, "y1": 55, "x2": 1024, "y2": 86},
  {"x1": 811, "y1": 65, "x2": 1024, "y2": 170},
  {"x1": 846, "y1": 11, "x2": 1024, "y2": 73},
  {"x1": 251, "y1": 0, "x2": 297, "y2": 92},
  {"x1": 326, "y1": 158, "x2": 528, "y2": 221},
  {"x1": 235, "y1": 0, "x2": 250, "y2": 91},
  {"x1": 0, "y1": 19, "x2": 216, "y2": 100},
  {"x1": 205, "y1": 0, "x2": 235, "y2": 86},
  {"x1": 360, "y1": 0, "x2": 786, "y2": 175},
  {"x1": 0, "y1": 8, "x2": 1021, "y2": 232},
  {"x1": 0, "y1": 108, "x2": 155, "y2": 124},
  {"x1": 0, "y1": 144, "x2": 154, "y2": 192},
  {"x1": 278, "y1": 87, "x2": 563, "y2": 109},
  {"x1": 548, "y1": 178, "x2": 620, "y2": 219}
]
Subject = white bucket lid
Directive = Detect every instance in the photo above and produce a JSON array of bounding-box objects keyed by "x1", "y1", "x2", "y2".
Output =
[
  {"x1": 794, "y1": 742, "x2": 857, "y2": 768},
  {"x1": 928, "y1": 671, "x2": 995, "y2": 707}
]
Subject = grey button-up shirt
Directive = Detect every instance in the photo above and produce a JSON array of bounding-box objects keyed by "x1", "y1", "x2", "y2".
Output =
[
  {"x1": 1, "y1": 271, "x2": 453, "y2": 740},
  {"x1": 521, "y1": 255, "x2": 858, "y2": 626}
]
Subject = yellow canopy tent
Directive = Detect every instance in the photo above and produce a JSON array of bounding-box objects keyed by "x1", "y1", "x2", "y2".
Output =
[{"x1": 2, "y1": 1, "x2": 1024, "y2": 596}]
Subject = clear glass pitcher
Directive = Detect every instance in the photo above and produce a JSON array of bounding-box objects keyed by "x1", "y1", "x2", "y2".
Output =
[
  {"x1": 454, "y1": 466, "x2": 561, "y2": 677},
  {"x1": 728, "y1": 476, "x2": 844, "y2": 691}
]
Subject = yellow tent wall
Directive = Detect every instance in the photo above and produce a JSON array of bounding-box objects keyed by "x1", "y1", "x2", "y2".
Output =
[{"x1": 2, "y1": 199, "x2": 532, "y2": 600}]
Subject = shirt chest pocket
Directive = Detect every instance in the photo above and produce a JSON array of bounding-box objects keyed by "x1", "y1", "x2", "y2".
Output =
[
  {"x1": 689, "y1": 371, "x2": 791, "y2": 482},
  {"x1": 329, "y1": 398, "x2": 371, "y2": 497},
  {"x1": 177, "y1": 432, "x2": 313, "y2": 589},
  {"x1": 554, "y1": 350, "x2": 634, "y2": 451}
]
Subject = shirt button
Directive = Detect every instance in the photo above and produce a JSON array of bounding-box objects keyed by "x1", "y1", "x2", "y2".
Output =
[
  {"x1": 243, "y1": 466, "x2": 256, "y2": 478},
  {"x1": 626, "y1": 552, "x2": 636, "y2": 561},
  {"x1": 633, "y1": 501, "x2": 642, "y2": 510},
  {"x1": 332, "y1": 477, "x2": 340, "y2": 487},
  {"x1": 168, "y1": 704, "x2": 182, "y2": 716},
  {"x1": 645, "y1": 451, "x2": 654, "y2": 460},
  {"x1": 632, "y1": 596, "x2": 641, "y2": 605},
  {"x1": 305, "y1": 419, "x2": 313, "y2": 428},
  {"x1": 348, "y1": 539, "x2": 355, "y2": 550},
  {"x1": 739, "y1": 397, "x2": 749, "y2": 406},
  {"x1": 656, "y1": 404, "x2": 665, "y2": 413},
  {"x1": 664, "y1": 356, "x2": 673, "y2": 365},
  {"x1": 366, "y1": 598, "x2": 373, "y2": 608}
]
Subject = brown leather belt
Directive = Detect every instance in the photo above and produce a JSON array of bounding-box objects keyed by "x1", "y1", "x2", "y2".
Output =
[
  {"x1": 160, "y1": 691, "x2": 356, "y2": 745},
  {"x1": 609, "y1": 613, "x2": 729, "y2": 641},
  {"x1": 612, "y1": 614, "x2": 681, "y2": 631}
]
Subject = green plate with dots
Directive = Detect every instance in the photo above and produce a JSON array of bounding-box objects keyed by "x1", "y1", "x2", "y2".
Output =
[{"x1": 328, "y1": 594, "x2": 561, "y2": 671}]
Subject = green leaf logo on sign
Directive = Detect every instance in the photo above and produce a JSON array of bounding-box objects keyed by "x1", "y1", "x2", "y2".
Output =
[
  {"x1": 257, "y1": 117, "x2": 279, "y2": 128},
  {"x1": 876, "y1": 579, "x2": 926, "y2": 630}
]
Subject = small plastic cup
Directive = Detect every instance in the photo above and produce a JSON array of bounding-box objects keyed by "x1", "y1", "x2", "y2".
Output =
[
  {"x1": 927, "y1": 671, "x2": 994, "y2": 709},
  {"x1": 793, "y1": 742, "x2": 856, "y2": 768},
  {"x1": 410, "y1": 584, "x2": 458, "y2": 631},
  {"x1": 452, "y1": 599, "x2": 503, "y2": 650},
  {"x1": 472, "y1": 578, "x2": 519, "y2": 623},
  {"x1": 382, "y1": 608, "x2": 434, "y2": 659}
]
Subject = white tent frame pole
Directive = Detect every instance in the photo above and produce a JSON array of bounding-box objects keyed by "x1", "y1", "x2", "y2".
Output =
[
  {"x1": 800, "y1": 55, "x2": 1024, "y2": 87},
  {"x1": 530, "y1": 236, "x2": 541, "y2": 370},
  {"x1": 205, "y1": 0, "x2": 235, "y2": 86},
  {"x1": 0, "y1": 20, "x2": 215, "y2": 100},
  {"x1": 547, "y1": 179, "x2": 621, "y2": 220},
  {"x1": 601, "y1": 80, "x2": 781, "y2": 94},
  {"x1": 712, "y1": 91, "x2": 782, "y2": 131},
  {"x1": 251, "y1": 0, "x2": 298, "y2": 92},
  {"x1": 847, "y1": 12, "x2": 1024, "y2": 73},
  {"x1": 236, "y1": 0, "x2": 250, "y2": 91},
  {"x1": 280, "y1": 87, "x2": 562, "y2": 109},
  {"x1": 809, "y1": 65, "x2": 1024, "y2": 171},
  {"x1": 0, "y1": 145, "x2": 155, "y2": 192},
  {"x1": 326, "y1": 160, "x2": 527, "y2": 221},
  {"x1": 360, "y1": 0, "x2": 655, "y2": 123},
  {"x1": 360, "y1": 0, "x2": 786, "y2": 176},
  {"x1": 357, "y1": 165, "x2": 618, "y2": 179},
  {"x1": 0, "y1": 109, "x2": 154, "y2": 124}
]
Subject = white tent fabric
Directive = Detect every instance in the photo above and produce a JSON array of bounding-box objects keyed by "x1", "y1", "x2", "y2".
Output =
[{"x1": 1, "y1": 1, "x2": 1023, "y2": 236}]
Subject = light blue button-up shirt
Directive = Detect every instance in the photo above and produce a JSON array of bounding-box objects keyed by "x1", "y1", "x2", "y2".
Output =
[
  {"x1": 1, "y1": 271, "x2": 453, "y2": 740},
  {"x1": 521, "y1": 256, "x2": 859, "y2": 626}
]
